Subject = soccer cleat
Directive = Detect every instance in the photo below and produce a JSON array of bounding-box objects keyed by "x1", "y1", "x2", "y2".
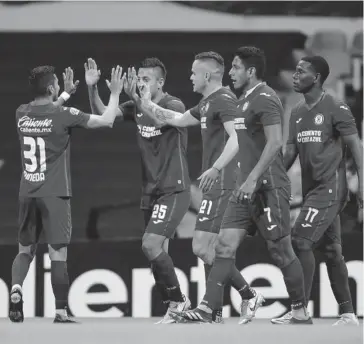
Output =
[
  {"x1": 271, "y1": 311, "x2": 292, "y2": 324},
  {"x1": 9, "y1": 288, "x2": 24, "y2": 323},
  {"x1": 332, "y1": 313, "x2": 359, "y2": 326},
  {"x1": 238, "y1": 292, "x2": 265, "y2": 324},
  {"x1": 171, "y1": 307, "x2": 214, "y2": 324},
  {"x1": 53, "y1": 308, "x2": 78, "y2": 324},
  {"x1": 155, "y1": 295, "x2": 191, "y2": 324},
  {"x1": 271, "y1": 309, "x2": 313, "y2": 325}
]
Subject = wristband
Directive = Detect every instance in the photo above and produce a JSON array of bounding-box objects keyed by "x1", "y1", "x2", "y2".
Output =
[{"x1": 60, "y1": 91, "x2": 71, "y2": 101}]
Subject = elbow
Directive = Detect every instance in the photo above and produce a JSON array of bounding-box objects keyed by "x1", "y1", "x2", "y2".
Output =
[{"x1": 270, "y1": 137, "x2": 283, "y2": 153}]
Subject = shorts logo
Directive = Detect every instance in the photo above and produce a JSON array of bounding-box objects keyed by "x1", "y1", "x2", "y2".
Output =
[
  {"x1": 301, "y1": 223, "x2": 312, "y2": 228},
  {"x1": 198, "y1": 217, "x2": 209, "y2": 222},
  {"x1": 153, "y1": 219, "x2": 163, "y2": 224},
  {"x1": 314, "y1": 113, "x2": 324, "y2": 125},
  {"x1": 200, "y1": 102, "x2": 210, "y2": 116},
  {"x1": 267, "y1": 224, "x2": 277, "y2": 231},
  {"x1": 242, "y1": 102, "x2": 249, "y2": 112},
  {"x1": 137, "y1": 113, "x2": 143, "y2": 118}
]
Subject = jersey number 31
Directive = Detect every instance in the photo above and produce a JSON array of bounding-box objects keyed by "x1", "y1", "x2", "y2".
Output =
[{"x1": 23, "y1": 136, "x2": 46, "y2": 172}]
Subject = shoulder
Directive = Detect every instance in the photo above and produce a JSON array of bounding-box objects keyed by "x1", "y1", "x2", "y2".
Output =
[
  {"x1": 257, "y1": 85, "x2": 280, "y2": 102},
  {"x1": 326, "y1": 94, "x2": 350, "y2": 112},
  {"x1": 16, "y1": 103, "x2": 30, "y2": 114},
  {"x1": 61, "y1": 106, "x2": 82, "y2": 115},
  {"x1": 162, "y1": 94, "x2": 185, "y2": 112}
]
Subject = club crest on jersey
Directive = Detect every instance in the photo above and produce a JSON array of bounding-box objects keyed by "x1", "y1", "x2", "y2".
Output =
[
  {"x1": 314, "y1": 113, "x2": 324, "y2": 125},
  {"x1": 200, "y1": 102, "x2": 210, "y2": 115},
  {"x1": 242, "y1": 101, "x2": 249, "y2": 112}
]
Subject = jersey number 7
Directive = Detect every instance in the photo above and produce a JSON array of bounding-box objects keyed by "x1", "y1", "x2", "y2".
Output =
[{"x1": 23, "y1": 136, "x2": 46, "y2": 172}]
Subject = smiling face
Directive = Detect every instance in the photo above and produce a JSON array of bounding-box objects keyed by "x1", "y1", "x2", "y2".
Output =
[
  {"x1": 137, "y1": 67, "x2": 163, "y2": 98},
  {"x1": 292, "y1": 60, "x2": 320, "y2": 94},
  {"x1": 229, "y1": 55, "x2": 250, "y2": 91}
]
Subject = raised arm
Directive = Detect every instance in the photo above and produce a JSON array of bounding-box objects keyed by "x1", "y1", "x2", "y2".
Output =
[{"x1": 53, "y1": 67, "x2": 80, "y2": 107}]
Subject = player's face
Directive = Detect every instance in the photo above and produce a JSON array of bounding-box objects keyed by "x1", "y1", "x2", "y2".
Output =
[
  {"x1": 137, "y1": 68, "x2": 161, "y2": 98},
  {"x1": 229, "y1": 56, "x2": 249, "y2": 90},
  {"x1": 190, "y1": 60, "x2": 207, "y2": 94},
  {"x1": 51, "y1": 75, "x2": 60, "y2": 101},
  {"x1": 292, "y1": 61, "x2": 318, "y2": 93}
]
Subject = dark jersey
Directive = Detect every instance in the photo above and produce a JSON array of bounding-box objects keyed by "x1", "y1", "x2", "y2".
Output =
[
  {"x1": 190, "y1": 87, "x2": 238, "y2": 190},
  {"x1": 235, "y1": 83, "x2": 290, "y2": 190},
  {"x1": 16, "y1": 103, "x2": 90, "y2": 197},
  {"x1": 120, "y1": 93, "x2": 190, "y2": 196},
  {"x1": 288, "y1": 92, "x2": 357, "y2": 205}
]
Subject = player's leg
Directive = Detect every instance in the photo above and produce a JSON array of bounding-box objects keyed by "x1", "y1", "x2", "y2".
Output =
[
  {"x1": 9, "y1": 197, "x2": 41, "y2": 323},
  {"x1": 254, "y1": 187, "x2": 311, "y2": 324},
  {"x1": 143, "y1": 190, "x2": 191, "y2": 323},
  {"x1": 41, "y1": 197, "x2": 76, "y2": 323},
  {"x1": 173, "y1": 198, "x2": 261, "y2": 324},
  {"x1": 318, "y1": 215, "x2": 358, "y2": 325}
]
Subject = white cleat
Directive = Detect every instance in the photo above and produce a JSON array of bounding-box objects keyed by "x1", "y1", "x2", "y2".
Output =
[
  {"x1": 271, "y1": 311, "x2": 292, "y2": 324},
  {"x1": 155, "y1": 295, "x2": 191, "y2": 324},
  {"x1": 238, "y1": 292, "x2": 265, "y2": 324},
  {"x1": 332, "y1": 313, "x2": 359, "y2": 326}
]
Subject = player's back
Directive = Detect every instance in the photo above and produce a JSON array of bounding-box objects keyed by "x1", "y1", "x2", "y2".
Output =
[
  {"x1": 16, "y1": 102, "x2": 89, "y2": 197},
  {"x1": 289, "y1": 93, "x2": 357, "y2": 200},
  {"x1": 236, "y1": 83, "x2": 289, "y2": 189}
]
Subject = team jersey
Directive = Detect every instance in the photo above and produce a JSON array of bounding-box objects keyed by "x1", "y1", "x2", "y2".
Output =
[
  {"x1": 190, "y1": 87, "x2": 238, "y2": 190},
  {"x1": 235, "y1": 83, "x2": 290, "y2": 190},
  {"x1": 288, "y1": 92, "x2": 358, "y2": 205},
  {"x1": 120, "y1": 93, "x2": 190, "y2": 196},
  {"x1": 16, "y1": 103, "x2": 90, "y2": 197}
]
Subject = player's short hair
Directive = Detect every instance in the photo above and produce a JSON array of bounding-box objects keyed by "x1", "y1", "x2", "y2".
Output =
[
  {"x1": 140, "y1": 57, "x2": 167, "y2": 80},
  {"x1": 234, "y1": 46, "x2": 266, "y2": 80},
  {"x1": 194, "y1": 51, "x2": 225, "y2": 76},
  {"x1": 301, "y1": 55, "x2": 330, "y2": 84},
  {"x1": 29, "y1": 65, "x2": 56, "y2": 97}
]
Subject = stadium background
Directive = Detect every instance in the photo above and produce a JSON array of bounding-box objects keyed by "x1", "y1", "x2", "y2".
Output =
[{"x1": 0, "y1": 1, "x2": 362, "y2": 319}]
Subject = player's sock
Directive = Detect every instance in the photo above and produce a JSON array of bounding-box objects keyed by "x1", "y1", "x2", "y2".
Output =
[
  {"x1": 11, "y1": 253, "x2": 33, "y2": 286},
  {"x1": 151, "y1": 252, "x2": 183, "y2": 302},
  {"x1": 326, "y1": 257, "x2": 354, "y2": 314},
  {"x1": 151, "y1": 264, "x2": 170, "y2": 305},
  {"x1": 296, "y1": 249, "x2": 315, "y2": 306},
  {"x1": 281, "y1": 257, "x2": 306, "y2": 312},
  {"x1": 51, "y1": 261, "x2": 69, "y2": 312},
  {"x1": 230, "y1": 267, "x2": 254, "y2": 300},
  {"x1": 204, "y1": 263, "x2": 212, "y2": 282},
  {"x1": 203, "y1": 257, "x2": 234, "y2": 310}
]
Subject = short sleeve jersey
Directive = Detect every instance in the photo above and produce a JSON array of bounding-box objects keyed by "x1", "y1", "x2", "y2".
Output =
[
  {"x1": 288, "y1": 92, "x2": 357, "y2": 205},
  {"x1": 16, "y1": 103, "x2": 90, "y2": 197},
  {"x1": 235, "y1": 83, "x2": 290, "y2": 190},
  {"x1": 190, "y1": 87, "x2": 238, "y2": 189},
  {"x1": 119, "y1": 93, "x2": 190, "y2": 195}
]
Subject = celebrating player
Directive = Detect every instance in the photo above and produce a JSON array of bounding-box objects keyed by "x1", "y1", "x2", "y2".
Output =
[
  {"x1": 9, "y1": 65, "x2": 125, "y2": 323},
  {"x1": 167, "y1": 46, "x2": 311, "y2": 324},
  {"x1": 272, "y1": 56, "x2": 361, "y2": 326},
  {"x1": 86, "y1": 57, "x2": 191, "y2": 324},
  {"x1": 140, "y1": 51, "x2": 258, "y2": 323}
]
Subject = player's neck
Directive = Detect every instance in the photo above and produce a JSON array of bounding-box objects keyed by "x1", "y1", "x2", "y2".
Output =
[
  {"x1": 202, "y1": 83, "x2": 222, "y2": 99},
  {"x1": 152, "y1": 90, "x2": 165, "y2": 104},
  {"x1": 31, "y1": 96, "x2": 53, "y2": 106},
  {"x1": 303, "y1": 88, "x2": 325, "y2": 109}
]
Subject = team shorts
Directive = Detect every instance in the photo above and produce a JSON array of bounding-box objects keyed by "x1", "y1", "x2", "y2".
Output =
[
  {"x1": 143, "y1": 190, "x2": 191, "y2": 238},
  {"x1": 221, "y1": 186, "x2": 291, "y2": 241},
  {"x1": 195, "y1": 188, "x2": 232, "y2": 234},
  {"x1": 292, "y1": 199, "x2": 347, "y2": 245},
  {"x1": 18, "y1": 196, "x2": 72, "y2": 246}
]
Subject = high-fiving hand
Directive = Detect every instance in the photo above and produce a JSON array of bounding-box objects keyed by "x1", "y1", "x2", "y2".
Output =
[
  {"x1": 106, "y1": 66, "x2": 126, "y2": 95},
  {"x1": 84, "y1": 58, "x2": 101, "y2": 86},
  {"x1": 63, "y1": 67, "x2": 79, "y2": 95},
  {"x1": 124, "y1": 67, "x2": 139, "y2": 101}
]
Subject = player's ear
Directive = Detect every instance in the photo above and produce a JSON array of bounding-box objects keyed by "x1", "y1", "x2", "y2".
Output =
[
  {"x1": 248, "y1": 66, "x2": 255, "y2": 78},
  {"x1": 47, "y1": 84, "x2": 55, "y2": 96},
  {"x1": 204, "y1": 72, "x2": 211, "y2": 81},
  {"x1": 158, "y1": 78, "x2": 165, "y2": 88}
]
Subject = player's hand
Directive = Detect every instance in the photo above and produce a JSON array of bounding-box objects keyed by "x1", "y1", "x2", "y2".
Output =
[
  {"x1": 140, "y1": 83, "x2": 152, "y2": 106},
  {"x1": 106, "y1": 66, "x2": 126, "y2": 95},
  {"x1": 125, "y1": 67, "x2": 139, "y2": 101},
  {"x1": 234, "y1": 176, "x2": 257, "y2": 202},
  {"x1": 62, "y1": 67, "x2": 79, "y2": 95},
  {"x1": 84, "y1": 58, "x2": 101, "y2": 86},
  {"x1": 197, "y1": 167, "x2": 219, "y2": 193}
]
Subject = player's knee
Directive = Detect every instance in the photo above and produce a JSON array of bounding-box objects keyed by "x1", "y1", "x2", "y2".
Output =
[
  {"x1": 266, "y1": 237, "x2": 295, "y2": 268},
  {"x1": 48, "y1": 244, "x2": 67, "y2": 261},
  {"x1": 192, "y1": 240, "x2": 212, "y2": 264},
  {"x1": 18, "y1": 243, "x2": 37, "y2": 260},
  {"x1": 142, "y1": 235, "x2": 163, "y2": 261},
  {"x1": 215, "y1": 232, "x2": 236, "y2": 259},
  {"x1": 292, "y1": 235, "x2": 314, "y2": 253},
  {"x1": 322, "y1": 243, "x2": 343, "y2": 263}
]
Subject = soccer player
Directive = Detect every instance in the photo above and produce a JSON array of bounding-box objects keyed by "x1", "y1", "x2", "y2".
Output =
[
  {"x1": 9, "y1": 65, "x2": 125, "y2": 323},
  {"x1": 140, "y1": 51, "x2": 261, "y2": 323},
  {"x1": 272, "y1": 56, "x2": 362, "y2": 326},
  {"x1": 86, "y1": 57, "x2": 191, "y2": 323},
  {"x1": 165, "y1": 46, "x2": 311, "y2": 324}
]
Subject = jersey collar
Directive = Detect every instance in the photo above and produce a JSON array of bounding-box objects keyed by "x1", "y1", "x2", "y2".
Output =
[{"x1": 241, "y1": 82, "x2": 265, "y2": 100}]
